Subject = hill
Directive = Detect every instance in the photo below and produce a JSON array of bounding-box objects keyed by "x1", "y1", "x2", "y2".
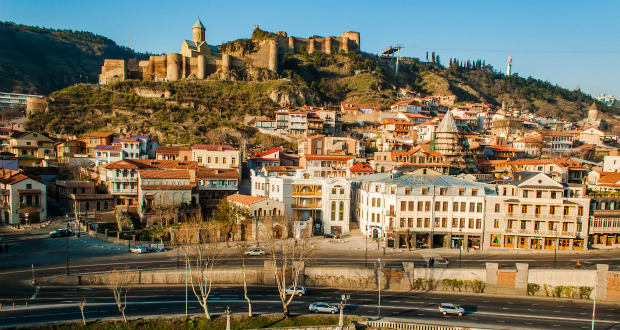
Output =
[
  {"x1": 21, "y1": 25, "x2": 620, "y2": 146},
  {"x1": 0, "y1": 21, "x2": 149, "y2": 95}
]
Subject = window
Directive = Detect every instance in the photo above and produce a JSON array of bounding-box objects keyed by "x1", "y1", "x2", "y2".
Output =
[
  {"x1": 468, "y1": 219, "x2": 474, "y2": 228},
  {"x1": 461, "y1": 202, "x2": 466, "y2": 212},
  {"x1": 408, "y1": 201, "x2": 414, "y2": 211},
  {"x1": 424, "y1": 218, "x2": 430, "y2": 228},
  {"x1": 435, "y1": 202, "x2": 441, "y2": 211},
  {"x1": 340, "y1": 189, "x2": 344, "y2": 195},
  {"x1": 535, "y1": 221, "x2": 541, "y2": 230},
  {"x1": 434, "y1": 218, "x2": 440, "y2": 227},
  {"x1": 494, "y1": 203, "x2": 501, "y2": 213},
  {"x1": 371, "y1": 213, "x2": 375, "y2": 222},
  {"x1": 232, "y1": 158, "x2": 236, "y2": 166},
  {"x1": 332, "y1": 188, "x2": 337, "y2": 194},
  {"x1": 503, "y1": 187, "x2": 507, "y2": 196},
  {"x1": 578, "y1": 207, "x2": 583, "y2": 216},
  {"x1": 405, "y1": 188, "x2": 411, "y2": 195},
  {"x1": 339, "y1": 202, "x2": 344, "y2": 221},
  {"x1": 460, "y1": 218, "x2": 465, "y2": 228},
  {"x1": 422, "y1": 188, "x2": 428, "y2": 195},
  {"x1": 548, "y1": 222, "x2": 555, "y2": 231},
  {"x1": 459, "y1": 188, "x2": 464, "y2": 196},
  {"x1": 440, "y1": 188, "x2": 446, "y2": 195},
  {"x1": 551, "y1": 192, "x2": 557, "y2": 199},
  {"x1": 223, "y1": 157, "x2": 227, "y2": 165},
  {"x1": 400, "y1": 218, "x2": 405, "y2": 227},
  {"x1": 26, "y1": 184, "x2": 32, "y2": 189},
  {"x1": 472, "y1": 189, "x2": 478, "y2": 196},
  {"x1": 508, "y1": 220, "x2": 514, "y2": 229},
  {"x1": 372, "y1": 198, "x2": 376, "y2": 207},
  {"x1": 417, "y1": 218, "x2": 422, "y2": 227},
  {"x1": 536, "y1": 190, "x2": 542, "y2": 198},
  {"x1": 442, "y1": 218, "x2": 447, "y2": 227},
  {"x1": 332, "y1": 202, "x2": 337, "y2": 221},
  {"x1": 424, "y1": 201, "x2": 430, "y2": 211},
  {"x1": 522, "y1": 205, "x2": 528, "y2": 214},
  {"x1": 207, "y1": 157, "x2": 211, "y2": 164},
  {"x1": 563, "y1": 207, "x2": 569, "y2": 216},
  {"x1": 215, "y1": 157, "x2": 219, "y2": 164},
  {"x1": 375, "y1": 186, "x2": 380, "y2": 192},
  {"x1": 550, "y1": 206, "x2": 555, "y2": 215},
  {"x1": 401, "y1": 201, "x2": 406, "y2": 211},
  {"x1": 494, "y1": 219, "x2": 499, "y2": 228},
  {"x1": 377, "y1": 199, "x2": 381, "y2": 207},
  {"x1": 469, "y1": 203, "x2": 475, "y2": 212},
  {"x1": 520, "y1": 221, "x2": 527, "y2": 230},
  {"x1": 535, "y1": 205, "x2": 541, "y2": 215},
  {"x1": 452, "y1": 218, "x2": 458, "y2": 228},
  {"x1": 476, "y1": 219, "x2": 481, "y2": 229},
  {"x1": 477, "y1": 203, "x2": 482, "y2": 212},
  {"x1": 408, "y1": 218, "x2": 414, "y2": 227},
  {"x1": 577, "y1": 223, "x2": 582, "y2": 232},
  {"x1": 198, "y1": 157, "x2": 203, "y2": 164},
  {"x1": 417, "y1": 201, "x2": 423, "y2": 211},
  {"x1": 562, "y1": 222, "x2": 568, "y2": 231},
  {"x1": 442, "y1": 202, "x2": 448, "y2": 211}
]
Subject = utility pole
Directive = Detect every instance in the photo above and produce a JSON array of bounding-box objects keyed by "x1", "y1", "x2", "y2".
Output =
[
  {"x1": 66, "y1": 221, "x2": 70, "y2": 276},
  {"x1": 377, "y1": 258, "x2": 381, "y2": 318},
  {"x1": 395, "y1": 44, "x2": 404, "y2": 74}
]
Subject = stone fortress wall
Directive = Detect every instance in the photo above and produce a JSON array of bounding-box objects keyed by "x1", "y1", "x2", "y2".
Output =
[{"x1": 99, "y1": 22, "x2": 360, "y2": 85}]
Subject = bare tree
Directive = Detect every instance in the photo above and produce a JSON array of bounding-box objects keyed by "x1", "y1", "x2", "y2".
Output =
[
  {"x1": 403, "y1": 228, "x2": 413, "y2": 251},
  {"x1": 491, "y1": 118, "x2": 524, "y2": 141},
  {"x1": 235, "y1": 241, "x2": 253, "y2": 317},
  {"x1": 115, "y1": 207, "x2": 134, "y2": 232},
  {"x1": 106, "y1": 267, "x2": 132, "y2": 323},
  {"x1": 528, "y1": 130, "x2": 553, "y2": 159},
  {"x1": 214, "y1": 199, "x2": 252, "y2": 247},
  {"x1": 176, "y1": 218, "x2": 223, "y2": 319},
  {"x1": 263, "y1": 214, "x2": 319, "y2": 316},
  {"x1": 76, "y1": 299, "x2": 87, "y2": 325}
]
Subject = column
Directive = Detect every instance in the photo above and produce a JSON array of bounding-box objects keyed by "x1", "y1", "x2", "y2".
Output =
[
  {"x1": 515, "y1": 263, "x2": 529, "y2": 296},
  {"x1": 485, "y1": 263, "x2": 499, "y2": 294},
  {"x1": 527, "y1": 237, "x2": 531, "y2": 250},
  {"x1": 596, "y1": 264, "x2": 609, "y2": 301},
  {"x1": 401, "y1": 262, "x2": 415, "y2": 290},
  {"x1": 569, "y1": 238, "x2": 574, "y2": 250},
  {"x1": 501, "y1": 235, "x2": 505, "y2": 247}
]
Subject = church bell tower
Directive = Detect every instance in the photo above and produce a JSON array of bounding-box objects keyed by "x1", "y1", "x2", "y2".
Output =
[{"x1": 192, "y1": 19, "x2": 206, "y2": 44}]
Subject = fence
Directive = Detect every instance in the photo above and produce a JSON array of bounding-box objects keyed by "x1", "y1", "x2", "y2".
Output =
[{"x1": 367, "y1": 321, "x2": 482, "y2": 330}]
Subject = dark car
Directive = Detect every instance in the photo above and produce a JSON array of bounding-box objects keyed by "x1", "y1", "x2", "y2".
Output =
[
  {"x1": 323, "y1": 233, "x2": 340, "y2": 239},
  {"x1": 49, "y1": 228, "x2": 73, "y2": 238}
]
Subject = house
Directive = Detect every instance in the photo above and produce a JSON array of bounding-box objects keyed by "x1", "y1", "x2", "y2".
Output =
[
  {"x1": 298, "y1": 135, "x2": 365, "y2": 157},
  {"x1": 248, "y1": 148, "x2": 298, "y2": 171},
  {"x1": 191, "y1": 144, "x2": 241, "y2": 175},
  {"x1": 390, "y1": 100, "x2": 422, "y2": 113},
  {"x1": 226, "y1": 193, "x2": 286, "y2": 241},
  {"x1": 484, "y1": 146, "x2": 525, "y2": 160},
  {"x1": 6, "y1": 131, "x2": 56, "y2": 168},
  {"x1": 299, "y1": 154, "x2": 356, "y2": 178},
  {"x1": 251, "y1": 169, "x2": 351, "y2": 235},
  {"x1": 528, "y1": 131, "x2": 574, "y2": 155},
  {"x1": 370, "y1": 146, "x2": 457, "y2": 175},
  {"x1": 0, "y1": 169, "x2": 47, "y2": 226},
  {"x1": 196, "y1": 168, "x2": 240, "y2": 216},
  {"x1": 156, "y1": 146, "x2": 192, "y2": 161},
  {"x1": 56, "y1": 139, "x2": 86, "y2": 163},
  {"x1": 578, "y1": 127, "x2": 605, "y2": 146},
  {"x1": 137, "y1": 168, "x2": 198, "y2": 226},
  {"x1": 347, "y1": 162, "x2": 375, "y2": 177},
  {"x1": 381, "y1": 118, "x2": 415, "y2": 138},
  {"x1": 485, "y1": 172, "x2": 589, "y2": 251},
  {"x1": 112, "y1": 134, "x2": 154, "y2": 160},
  {"x1": 260, "y1": 166, "x2": 303, "y2": 177},
  {"x1": 84, "y1": 132, "x2": 115, "y2": 156}
]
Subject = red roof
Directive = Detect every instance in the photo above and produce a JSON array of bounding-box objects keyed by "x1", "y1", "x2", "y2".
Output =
[
  {"x1": 100, "y1": 159, "x2": 198, "y2": 170},
  {"x1": 226, "y1": 194, "x2": 268, "y2": 206},
  {"x1": 349, "y1": 162, "x2": 375, "y2": 173},
  {"x1": 193, "y1": 144, "x2": 236, "y2": 151},
  {"x1": 196, "y1": 168, "x2": 239, "y2": 179},
  {"x1": 139, "y1": 169, "x2": 190, "y2": 179},
  {"x1": 303, "y1": 155, "x2": 356, "y2": 161}
]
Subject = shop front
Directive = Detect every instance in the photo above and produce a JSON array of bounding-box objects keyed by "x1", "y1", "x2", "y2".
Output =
[
  {"x1": 468, "y1": 235, "x2": 481, "y2": 250},
  {"x1": 451, "y1": 234, "x2": 464, "y2": 249},
  {"x1": 504, "y1": 235, "x2": 515, "y2": 248},
  {"x1": 490, "y1": 235, "x2": 501, "y2": 247},
  {"x1": 530, "y1": 237, "x2": 543, "y2": 249},
  {"x1": 416, "y1": 233, "x2": 430, "y2": 249}
]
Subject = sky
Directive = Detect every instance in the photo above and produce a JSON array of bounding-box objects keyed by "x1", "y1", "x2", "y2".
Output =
[{"x1": 2, "y1": 0, "x2": 619, "y2": 98}]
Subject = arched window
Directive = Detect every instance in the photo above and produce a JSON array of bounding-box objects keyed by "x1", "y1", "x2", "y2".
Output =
[
  {"x1": 258, "y1": 208, "x2": 263, "y2": 216},
  {"x1": 339, "y1": 202, "x2": 344, "y2": 221},
  {"x1": 85, "y1": 201, "x2": 90, "y2": 210},
  {"x1": 331, "y1": 202, "x2": 336, "y2": 221},
  {"x1": 104, "y1": 201, "x2": 109, "y2": 209},
  {"x1": 96, "y1": 201, "x2": 101, "y2": 210},
  {"x1": 122, "y1": 169, "x2": 128, "y2": 177}
]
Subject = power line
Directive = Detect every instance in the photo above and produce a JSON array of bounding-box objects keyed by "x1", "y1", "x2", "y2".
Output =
[{"x1": 401, "y1": 45, "x2": 620, "y2": 54}]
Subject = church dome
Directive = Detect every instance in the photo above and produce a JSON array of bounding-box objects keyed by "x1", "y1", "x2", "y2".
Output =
[{"x1": 193, "y1": 19, "x2": 205, "y2": 29}]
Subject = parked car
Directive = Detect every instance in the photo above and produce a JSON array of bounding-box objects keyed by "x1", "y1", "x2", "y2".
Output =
[
  {"x1": 245, "y1": 248, "x2": 266, "y2": 256},
  {"x1": 323, "y1": 233, "x2": 340, "y2": 239},
  {"x1": 130, "y1": 246, "x2": 148, "y2": 254},
  {"x1": 285, "y1": 285, "x2": 306, "y2": 296},
  {"x1": 309, "y1": 302, "x2": 339, "y2": 314},
  {"x1": 49, "y1": 229, "x2": 73, "y2": 238},
  {"x1": 439, "y1": 303, "x2": 464, "y2": 316}
]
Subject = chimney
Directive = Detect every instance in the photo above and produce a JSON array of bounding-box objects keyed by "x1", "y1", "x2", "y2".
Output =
[
  {"x1": 125, "y1": 133, "x2": 130, "y2": 139},
  {"x1": 218, "y1": 147, "x2": 222, "y2": 151}
]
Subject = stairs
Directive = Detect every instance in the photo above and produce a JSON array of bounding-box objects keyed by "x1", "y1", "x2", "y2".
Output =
[{"x1": 47, "y1": 197, "x2": 72, "y2": 216}]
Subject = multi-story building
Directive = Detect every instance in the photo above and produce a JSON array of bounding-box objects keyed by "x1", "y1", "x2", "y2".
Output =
[
  {"x1": 191, "y1": 144, "x2": 242, "y2": 175},
  {"x1": 485, "y1": 172, "x2": 589, "y2": 251},
  {"x1": 94, "y1": 145, "x2": 123, "y2": 166},
  {"x1": 7, "y1": 131, "x2": 56, "y2": 168},
  {"x1": 370, "y1": 146, "x2": 458, "y2": 175},
  {"x1": 156, "y1": 146, "x2": 192, "y2": 161},
  {"x1": 248, "y1": 148, "x2": 298, "y2": 172},
  {"x1": 352, "y1": 172, "x2": 494, "y2": 250},
  {"x1": 56, "y1": 139, "x2": 86, "y2": 163},
  {"x1": 0, "y1": 92, "x2": 41, "y2": 109},
  {"x1": 0, "y1": 169, "x2": 47, "y2": 225},
  {"x1": 250, "y1": 169, "x2": 351, "y2": 235},
  {"x1": 589, "y1": 197, "x2": 620, "y2": 248},
  {"x1": 486, "y1": 158, "x2": 589, "y2": 184},
  {"x1": 112, "y1": 134, "x2": 154, "y2": 160},
  {"x1": 298, "y1": 135, "x2": 365, "y2": 157},
  {"x1": 316, "y1": 109, "x2": 343, "y2": 135},
  {"x1": 381, "y1": 118, "x2": 415, "y2": 138},
  {"x1": 196, "y1": 168, "x2": 240, "y2": 216},
  {"x1": 137, "y1": 168, "x2": 197, "y2": 225},
  {"x1": 84, "y1": 132, "x2": 115, "y2": 156},
  {"x1": 288, "y1": 109, "x2": 308, "y2": 137},
  {"x1": 226, "y1": 193, "x2": 286, "y2": 241},
  {"x1": 51, "y1": 180, "x2": 113, "y2": 217},
  {"x1": 528, "y1": 131, "x2": 574, "y2": 155},
  {"x1": 299, "y1": 154, "x2": 356, "y2": 178}
]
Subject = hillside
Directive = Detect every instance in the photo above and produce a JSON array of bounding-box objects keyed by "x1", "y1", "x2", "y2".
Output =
[
  {"x1": 21, "y1": 25, "x2": 620, "y2": 146},
  {"x1": 0, "y1": 21, "x2": 148, "y2": 95}
]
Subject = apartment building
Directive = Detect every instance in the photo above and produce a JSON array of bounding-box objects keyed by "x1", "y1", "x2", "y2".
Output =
[
  {"x1": 7, "y1": 131, "x2": 56, "y2": 168},
  {"x1": 137, "y1": 168, "x2": 197, "y2": 225},
  {"x1": 381, "y1": 118, "x2": 415, "y2": 138},
  {"x1": 250, "y1": 169, "x2": 351, "y2": 235},
  {"x1": 248, "y1": 148, "x2": 298, "y2": 171},
  {"x1": 529, "y1": 131, "x2": 574, "y2": 155},
  {"x1": 299, "y1": 154, "x2": 356, "y2": 178},
  {"x1": 156, "y1": 146, "x2": 192, "y2": 161},
  {"x1": 485, "y1": 172, "x2": 589, "y2": 251},
  {"x1": 52, "y1": 180, "x2": 113, "y2": 217},
  {"x1": 298, "y1": 135, "x2": 365, "y2": 157},
  {"x1": 112, "y1": 134, "x2": 155, "y2": 159},
  {"x1": 0, "y1": 169, "x2": 47, "y2": 225},
  {"x1": 316, "y1": 109, "x2": 344, "y2": 135},
  {"x1": 589, "y1": 197, "x2": 620, "y2": 248},
  {"x1": 84, "y1": 132, "x2": 115, "y2": 156},
  {"x1": 196, "y1": 168, "x2": 240, "y2": 216},
  {"x1": 487, "y1": 158, "x2": 589, "y2": 184},
  {"x1": 352, "y1": 172, "x2": 494, "y2": 250},
  {"x1": 191, "y1": 144, "x2": 242, "y2": 175}
]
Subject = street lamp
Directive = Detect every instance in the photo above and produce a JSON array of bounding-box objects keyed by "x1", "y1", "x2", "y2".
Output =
[
  {"x1": 377, "y1": 258, "x2": 381, "y2": 319},
  {"x1": 592, "y1": 273, "x2": 596, "y2": 330},
  {"x1": 66, "y1": 221, "x2": 70, "y2": 276},
  {"x1": 554, "y1": 226, "x2": 558, "y2": 268},
  {"x1": 459, "y1": 227, "x2": 462, "y2": 268},
  {"x1": 365, "y1": 225, "x2": 368, "y2": 267},
  {"x1": 339, "y1": 294, "x2": 350, "y2": 327}
]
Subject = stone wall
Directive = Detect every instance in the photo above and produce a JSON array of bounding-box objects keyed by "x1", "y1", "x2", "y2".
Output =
[
  {"x1": 304, "y1": 266, "x2": 377, "y2": 289},
  {"x1": 26, "y1": 97, "x2": 47, "y2": 114},
  {"x1": 99, "y1": 59, "x2": 126, "y2": 84}
]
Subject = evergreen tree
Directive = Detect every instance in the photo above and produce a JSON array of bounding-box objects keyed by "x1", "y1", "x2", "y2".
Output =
[
  {"x1": 432, "y1": 52, "x2": 435, "y2": 62},
  {"x1": 436, "y1": 55, "x2": 440, "y2": 65},
  {"x1": 449, "y1": 58, "x2": 452, "y2": 67},
  {"x1": 483, "y1": 60, "x2": 486, "y2": 70},
  {"x1": 426, "y1": 52, "x2": 428, "y2": 61}
]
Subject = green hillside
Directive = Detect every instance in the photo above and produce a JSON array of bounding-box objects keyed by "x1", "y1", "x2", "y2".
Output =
[{"x1": 0, "y1": 21, "x2": 149, "y2": 95}]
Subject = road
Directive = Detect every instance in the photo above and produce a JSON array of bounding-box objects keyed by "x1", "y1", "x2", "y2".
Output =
[
  {"x1": 2, "y1": 220, "x2": 620, "y2": 329},
  {"x1": 1, "y1": 285, "x2": 619, "y2": 329}
]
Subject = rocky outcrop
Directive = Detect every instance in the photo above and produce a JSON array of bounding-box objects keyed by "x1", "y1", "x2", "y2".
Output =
[
  {"x1": 268, "y1": 85, "x2": 320, "y2": 107},
  {"x1": 133, "y1": 87, "x2": 172, "y2": 99}
]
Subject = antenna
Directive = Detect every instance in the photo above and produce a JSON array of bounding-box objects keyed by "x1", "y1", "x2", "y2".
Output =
[{"x1": 128, "y1": 35, "x2": 131, "y2": 49}]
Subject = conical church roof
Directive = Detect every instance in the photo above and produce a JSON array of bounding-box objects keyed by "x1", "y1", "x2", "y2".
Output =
[
  {"x1": 590, "y1": 102, "x2": 599, "y2": 111},
  {"x1": 193, "y1": 19, "x2": 205, "y2": 29},
  {"x1": 437, "y1": 111, "x2": 459, "y2": 133}
]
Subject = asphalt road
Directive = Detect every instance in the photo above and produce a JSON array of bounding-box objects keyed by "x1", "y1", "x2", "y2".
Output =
[{"x1": 1, "y1": 285, "x2": 619, "y2": 329}]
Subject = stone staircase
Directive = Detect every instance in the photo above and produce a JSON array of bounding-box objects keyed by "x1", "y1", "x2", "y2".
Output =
[
  {"x1": 348, "y1": 220, "x2": 363, "y2": 236},
  {"x1": 47, "y1": 197, "x2": 72, "y2": 216}
]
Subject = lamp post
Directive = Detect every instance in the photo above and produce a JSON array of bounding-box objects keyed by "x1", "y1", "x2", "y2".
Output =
[
  {"x1": 459, "y1": 227, "x2": 462, "y2": 268},
  {"x1": 339, "y1": 294, "x2": 350, "y2": 328},
  {"x1": 377, "y1": 258, "x2": 381, "y2": 319},
  {"x1": 592, "y1": 273, "x2": 596, "y2": 330},
  {"x1": 554, "y1": 226, "x2": 558, "y2": 269},
  {"x1": 66, "y1": 221, "x2": 70, "y2": 276},
  {"x1": 185, "y1": 253, "x2": 188, "y2": 317},
  {"x1": 365, "y1": 225, "x2": 368, "y2": 267}
]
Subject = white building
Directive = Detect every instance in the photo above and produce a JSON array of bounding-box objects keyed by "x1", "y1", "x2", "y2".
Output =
[
  {"x1": 603, "y1": 156, "x2": 620, "y2": 173},
  {"x1": 0, "y1": 169, "x2": 47, "y2": 225},
  {"x1": 250, "y1": 169, "x2": 351, "y2": 235},
  {"x1": 351, "y1": 172, "x2": 495, "y2": 250}
]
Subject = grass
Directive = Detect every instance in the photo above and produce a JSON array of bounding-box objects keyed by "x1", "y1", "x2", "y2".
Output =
[{"x1": 19, "y1": 314, "x2": 358, "y2": 330}]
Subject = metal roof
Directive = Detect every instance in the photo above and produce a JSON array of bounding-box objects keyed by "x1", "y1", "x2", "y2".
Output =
[{"x1": 193, "y1": 19, "x2": 205, "y2": 29}]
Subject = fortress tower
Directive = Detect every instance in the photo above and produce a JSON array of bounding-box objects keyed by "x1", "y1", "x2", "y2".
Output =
[
  {"x1": 589, "y1": 102, "x2": 599, "y2": 120},
  {"x1": 192, "y1": 19, "x2": 206, "y2": 44}
]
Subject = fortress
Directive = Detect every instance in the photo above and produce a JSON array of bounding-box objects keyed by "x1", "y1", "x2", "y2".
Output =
[{"x1": 99, "y1": 20, "x2": 360, "y2": 84}]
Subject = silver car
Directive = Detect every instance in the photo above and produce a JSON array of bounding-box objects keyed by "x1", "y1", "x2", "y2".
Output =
[
  {"x1": 309, "y1": 302, "x2": 339, "y2": 314},
  {"x1": 245, "y1": 248, "x2": 266, "y2": 256},
  {"x1": 285, "y1": 285, "x2": 306, "y2": 296},
  {"x1": 439, "y1": 303, "x2": 464, "y2": 316}
]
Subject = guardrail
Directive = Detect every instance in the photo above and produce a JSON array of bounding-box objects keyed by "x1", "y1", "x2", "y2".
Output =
[{"x1": 367, "y1": 320, "x2": 482, "y2": 330}]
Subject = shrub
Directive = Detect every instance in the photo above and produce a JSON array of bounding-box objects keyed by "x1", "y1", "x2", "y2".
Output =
[
  {"x1": 413, "y1": 278, "x2": 424, "y2": 290},
  {"x1": 554, "y1": 286, "x2": 564, "y2": 298},
  {"x1": 527, "y1": 283, "x2": 541, "y2": 296},
  {"x1": 579, "y1": 286, "x2": 593, "y2": 299}
]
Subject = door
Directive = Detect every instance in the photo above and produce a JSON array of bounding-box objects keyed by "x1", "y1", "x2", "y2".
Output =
[{"x1": 607, "y1": 236, "x2": 613, "y2": 246}]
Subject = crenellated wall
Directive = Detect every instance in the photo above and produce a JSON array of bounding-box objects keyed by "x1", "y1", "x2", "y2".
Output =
[{"x1": 275, "y1": 31, "x2": 360, "y2": 55}]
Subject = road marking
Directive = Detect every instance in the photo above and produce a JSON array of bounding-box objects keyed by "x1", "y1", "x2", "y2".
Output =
[
  {"x1": 417, "y1": 314, "x2": 425, "y2": 315},
  {"x1": 503, "y1": 308, "x2": 509, "y2": 309},
  {"x1": 160, "y1": 308, "x2": 167, "y2": 310}
]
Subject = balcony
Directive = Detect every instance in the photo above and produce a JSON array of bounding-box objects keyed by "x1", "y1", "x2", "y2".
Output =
[
  {"x1": 104, "y1": 176, "x2": 137, "y2": 182},
  {"x1": 19, "y1": 203, "x2": 41, "y2": 209},
  {"x1": 292, "y1": 203, "x2": 321, "y2": 209},
  {"x1": 504, "y1": 213, "x2": 581, "y2": 221},
  {"x1": 292, "y1": 191, "x2": 322, "y2": 196},
  {"x1": 504, "y1": 228, "x2": 575, "y2": 237},
  {"x1": 112, "y1": 189, "x2": 137, "y2": 194},
  {"x1": 201, "y1": 184, "x2": 238, "y2": 190}
]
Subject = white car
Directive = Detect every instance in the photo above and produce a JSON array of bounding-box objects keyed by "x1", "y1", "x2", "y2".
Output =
[
  {"x1": 309, "y1": 302, "x2": 339, "y2": 314},
  {"x1": 285, "y1": 285, "x2": 306, "y2": 296},
  {"x1": 130, "y1": 246, "x2": 147, "y2": 254},
  {"x1": 439, "y1": 303, "x2": 464, "y2": 316},
  {"x1": 245, "y1": 248, "x2": 266, "y2": 256}
]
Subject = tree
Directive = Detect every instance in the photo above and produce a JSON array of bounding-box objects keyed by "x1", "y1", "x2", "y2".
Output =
[
  {"x1": 491, "y1": 118, "x2": 524, "y2": 142},
  {"x1": 235, "y1": 241, "x2": 253, "y2": 317},
  {"x1": 76, "y1": 299, "x2": 87, "y2": 325},
  {"x1": 106, "y1": 267, "x2": 132, "y2": 323},
  {"x1": 403, "y1": 229, "x2": 413, "y2": 251},
  {"x1": 214, "y1": 199, "x2": 252, "y2": 247},
  {"x1": 263, "y1": 214, "x2": 319, "y2": 316},
  {"x1": 177, "y1": 219, "x2": 223, "y2": 319},
  {"x1": 432, "y1": 52, "x2": 435, "y2": 63},
  {"x1": 436, "y1": 55, "x2": 441, "y2": 65},
  {"x1": 426, "y1": 51, "x2": 428, "y2": 62},
  {"x1": 61, "y1": 158, "x2": 92, "y2": 180}
]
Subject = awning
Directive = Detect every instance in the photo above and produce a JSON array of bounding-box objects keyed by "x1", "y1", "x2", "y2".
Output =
[
  {"x1": 145, "y1": 195, "x2": 154, "y2": 200},
  {"x1": 17, "y1": 189, "x2": 41, "y2": 194}
]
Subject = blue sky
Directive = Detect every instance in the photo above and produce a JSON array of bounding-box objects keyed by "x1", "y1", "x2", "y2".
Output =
[{"x1": 2, "y1": 0, "x2": 619, "y2": 98}]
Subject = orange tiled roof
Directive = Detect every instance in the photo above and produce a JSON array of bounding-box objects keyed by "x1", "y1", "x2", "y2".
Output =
[
  {"x1": 303, "y1": 155, "x2": 356, "y2": 161},
  {"x1": 349, "y1": 162, "x2": 375, "y2": 173},
  {"x1": 156, "y1": 146, "x2": 191, "y2": 154},
  {"x1": 140, "y1": 185, "x2": 193, "y2": 190},
  {"x1": 85, "y1": 132, "x2": 115, "y2": 138},
  {"x1": 139, "y1": 169, "x2": 190, "y2": 179},
  {"x1": 196, "y1": 168, "x2": 239, "y2": 179},
  {"x1": 226, "y1": 193, "x2": 268, "y2": 206},
  {"x1": 100, "y1": 159, "x2": 198, "y2": 170}
]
